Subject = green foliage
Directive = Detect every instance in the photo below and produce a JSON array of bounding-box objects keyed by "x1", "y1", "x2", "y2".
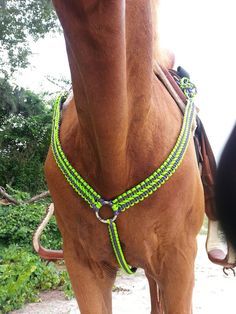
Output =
[
  {"x1": 0, "y1": 79, "x2": 53, "y2": 194},
  {"x1": 0, "y1": 199, "x2": 62, "y2": 249},
  {"x1": 0, "y1": 245, "x2": 73, "y2": 313},
  {"x1": 0, "y1": 199, "x2": 73, "y2": 312},
  {"x1": 0, "y1": 112, "x2": 52, "y2": 193},
  {"x1": 0, "y1": 0, "x2": 59, "y2": 77},
  {"x1": 0, "y1": 78, "x2": 46, "y2": 118},
  {"x1": 61, "y1": 270, "x2": 74, "y2": 300},
  {"x1": 3, "y1": 185, "x2": 31, "y2": 202}
]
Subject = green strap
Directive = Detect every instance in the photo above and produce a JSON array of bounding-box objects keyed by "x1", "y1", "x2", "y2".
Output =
[
  {"x1": 51, "y1": 97, "x2": 103, "y2": 210},
  {"x1": 51, "y1": 77, "x2": 197, "y2": 274},
  {"x1": 111, "y1": 98, "x2": 194, "y2": 212},
  {"x1": 107, "y1": 220, "x2": 136, "y2": 274},
  {"x1": 51, "y1": 79, "x2": 196, "y2": 214}
]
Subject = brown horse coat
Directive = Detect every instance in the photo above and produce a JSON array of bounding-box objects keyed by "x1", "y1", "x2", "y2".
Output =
[{"x1": 45, "y1": 1, "x2": 204, "y2": 313}]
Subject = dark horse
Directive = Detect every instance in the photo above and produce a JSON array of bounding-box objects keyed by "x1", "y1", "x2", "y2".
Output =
[{"x1": 216, "y1": 124, "x2": 236, "y2": 249}]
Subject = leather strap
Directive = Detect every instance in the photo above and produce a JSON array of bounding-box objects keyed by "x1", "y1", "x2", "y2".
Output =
[{"x1": 155, "y1": 63, "x2": 217, "y2": 221}]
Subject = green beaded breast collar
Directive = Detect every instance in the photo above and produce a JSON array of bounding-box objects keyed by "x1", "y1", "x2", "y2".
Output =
[{"x1": 51, "y1": 77, "x2": 196, "y2": 274}]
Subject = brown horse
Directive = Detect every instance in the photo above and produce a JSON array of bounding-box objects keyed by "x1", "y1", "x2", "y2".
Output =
[{"x1": 45, "y1": 1, "x2": 204, "y2": 313}]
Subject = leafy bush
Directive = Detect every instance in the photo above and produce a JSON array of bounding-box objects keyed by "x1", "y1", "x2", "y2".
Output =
[
  {"x1": 0, "y1": 199, "x2": 62, "y2": 249},
  {"x1": 0, "y1": 245, "x2": 73, "y2": 313},
  {"x1": 0, "y1": 79, "x2": 47, "y2": 119},
  {"x1": 0, "y1": 194, "x2": 74, "y2": 312},
  {"x1": 0, "y1": 79, "x2": 75, "y2": 313},
  {"x1": 0, "y1": 110, "x2": 52, "y2": 194},
  {"x1": 0, "y1": 79, "x2": 53, "y2": 194}
]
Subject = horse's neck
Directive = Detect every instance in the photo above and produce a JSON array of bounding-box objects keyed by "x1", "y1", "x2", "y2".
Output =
[{"x1": 53, "y1": 0, "x2": 161, "y2": 195}]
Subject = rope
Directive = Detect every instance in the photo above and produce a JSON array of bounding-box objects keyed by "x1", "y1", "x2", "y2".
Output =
[{"x1": 108, "y1": 220, "x2": 136, "y2": 274}]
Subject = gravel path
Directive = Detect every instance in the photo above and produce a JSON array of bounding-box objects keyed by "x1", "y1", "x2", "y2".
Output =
[{"x1": 12, "y1": 235, "x2": 236, "y2": 314}]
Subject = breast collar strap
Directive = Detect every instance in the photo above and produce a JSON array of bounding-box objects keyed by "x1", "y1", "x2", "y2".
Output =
[{"x1": 51, "y1": 70, "x2": 197, "y2": 274}]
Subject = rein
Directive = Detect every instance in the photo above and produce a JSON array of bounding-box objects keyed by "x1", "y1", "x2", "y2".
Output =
[{"x1": 51, "y1": 76, "x2": 197, "y2": 274}]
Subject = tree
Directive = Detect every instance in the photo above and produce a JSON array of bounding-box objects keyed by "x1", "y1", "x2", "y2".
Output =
[
  {"x1": 0, "y1": 78, "x2": 46, "y2": 119},
  {"x1": 0, "y1": 79, "x2": 53, "y2": 194},
  {"x1": 0, "y1": 0, "x2": 59, "y2": 78}
]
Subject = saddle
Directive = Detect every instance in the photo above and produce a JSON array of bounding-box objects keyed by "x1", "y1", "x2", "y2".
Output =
[
  {"x1": 155, "y1": 64, "x2": 217, "y2": 221},
  {"x1": 154, "y1": 63, "x2": 236, "y2": 270}
]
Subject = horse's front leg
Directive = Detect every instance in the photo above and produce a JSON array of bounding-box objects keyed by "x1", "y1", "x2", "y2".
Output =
[
  {"x1": 146, "y1": 273, "x2": 163, "y2": 314},
  {"x1": 63, "y1": 237, "x2": 117, "y2": 314},
  {"x1": 157, "y1": 236, "x2": 197, "y2": 314}
]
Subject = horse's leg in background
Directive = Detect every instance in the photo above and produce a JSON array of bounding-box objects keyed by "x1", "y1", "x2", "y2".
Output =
[
  {"x1": 63, "y1": 238, "x2": 117, "y2": 314},
  {"x1": 146, "y1": 274, "x2": 163, "y2": 314}
]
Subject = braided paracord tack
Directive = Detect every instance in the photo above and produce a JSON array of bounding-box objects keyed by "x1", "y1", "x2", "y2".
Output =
[
  {"x1": 51, "y1": 77, "x2": 197, "y2": 274},
  {"x1": 108, "y1": 220, "x2": 136, "y2": 274}
]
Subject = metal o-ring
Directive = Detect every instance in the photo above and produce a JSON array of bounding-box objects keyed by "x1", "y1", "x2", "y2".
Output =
[
  {"x1": 95, "y1": 200, "x2": 118, "y2": 224},
  {"x1": 95, "y1": 210, "x2": 118, "y2": 224}
]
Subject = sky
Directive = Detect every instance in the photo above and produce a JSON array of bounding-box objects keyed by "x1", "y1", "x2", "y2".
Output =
[
  {"x1": 159, "y1": 0, "x2": 236, "y2": 160},
  {"x1": 15, "y1": 0, "x2": 235, "y2": 160}
]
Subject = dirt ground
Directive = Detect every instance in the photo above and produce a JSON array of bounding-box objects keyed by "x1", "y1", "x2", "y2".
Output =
[{"x1": 12, "y1": 235, "x2": 236, "y2": 314}]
